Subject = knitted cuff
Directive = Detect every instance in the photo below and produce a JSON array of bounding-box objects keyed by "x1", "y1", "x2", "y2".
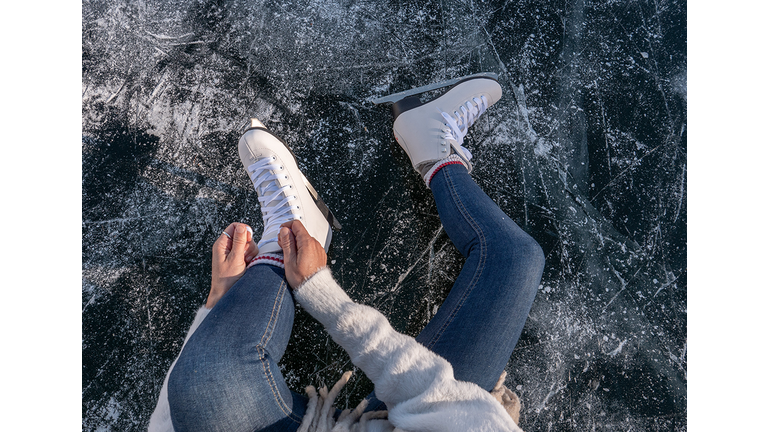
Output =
[
  {"x1": 423, "y1": 155, "x2": 468, "y2": 188},
  {"x1": 247, "y1": 253, "x2": 285, "y2": 269}
]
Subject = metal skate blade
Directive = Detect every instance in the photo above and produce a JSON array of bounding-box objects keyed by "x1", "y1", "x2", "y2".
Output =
[
  {"x1": 302, "y1": 174, "x2": 342, "y2": 231},
  {"x1": 370, "y1": 72, "x2": 499, "y2": 105}
]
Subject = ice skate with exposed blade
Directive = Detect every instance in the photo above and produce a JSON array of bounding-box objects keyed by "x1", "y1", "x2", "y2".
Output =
[
  {"x1": 239, "y1": 118, "x2": 341, "y2": 258},
  {"x1": 373, "y1": 73, "x2": 502, "y2": 184}
]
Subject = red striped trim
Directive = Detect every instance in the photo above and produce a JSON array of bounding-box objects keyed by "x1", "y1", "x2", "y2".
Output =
[
  {"x1": 428, "y1": 160, "x2": 464, "y2": 185},
  {"x1": 252, "y1": 255, "x2": 284, "y2": 264}
]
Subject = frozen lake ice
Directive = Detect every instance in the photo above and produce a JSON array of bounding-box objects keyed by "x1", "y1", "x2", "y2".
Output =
[{"x1": 82, "y1": 0, "x2": 687, "y2": 430}]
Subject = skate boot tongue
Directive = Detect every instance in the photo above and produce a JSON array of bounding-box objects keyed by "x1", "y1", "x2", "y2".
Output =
[
  {"x1": 440, "y1": 95, "x2": 489, "y2": 150},
  {"x1": 415, "y1": 96, "x2": 488, "y2": 179},
  {"x1": 248, "y1": 156, "x2": 299, "y2": 252},
  {"x1": 425, "y1": 96, "x2": 488, "y2": 173}
]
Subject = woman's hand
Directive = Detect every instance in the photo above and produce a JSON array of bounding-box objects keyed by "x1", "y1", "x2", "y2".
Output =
[
  {"x1": 278, "y1": 220, "x2": 327, "y2": 289},
  {"x1": 208, "y1": 222, "x2": 259, "y2": 309}
]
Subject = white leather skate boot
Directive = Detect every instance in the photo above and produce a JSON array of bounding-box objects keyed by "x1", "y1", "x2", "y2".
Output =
[
  {"x1": 239, "y1": 119, "x2": 341, "y2": 263},
  {"x1": 391, "y1": 77, "x2": 502, "y2": 186}
]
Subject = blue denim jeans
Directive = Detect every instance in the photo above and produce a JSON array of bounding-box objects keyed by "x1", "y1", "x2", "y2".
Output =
[{"x1": 168, "y1": 164, "x2": 544, "y2": 431}]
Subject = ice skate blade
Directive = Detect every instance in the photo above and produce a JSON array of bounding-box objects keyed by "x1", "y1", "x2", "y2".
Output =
[
  {"x1": 244, "y1": 118, "x2": 343, "y2": 232},
  {"x1": 370, "y1": 72, "x2": 499, "y2": 105},
  {"x1": 302, "y1": 173, "x2": 343, "y2": 231}
]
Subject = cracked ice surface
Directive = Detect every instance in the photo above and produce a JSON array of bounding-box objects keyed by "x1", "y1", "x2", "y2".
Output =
[{"x1": 82, "y1": 0, "x2": 686, "y2": 430}]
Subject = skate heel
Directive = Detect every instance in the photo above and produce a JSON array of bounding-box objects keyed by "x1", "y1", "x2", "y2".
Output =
[
  {"x1": 392, "y1": 95, "x2": 423, "y2": 120},
  {"x1": 301, "y1": 174, "x2": 343, "y2": 231}
]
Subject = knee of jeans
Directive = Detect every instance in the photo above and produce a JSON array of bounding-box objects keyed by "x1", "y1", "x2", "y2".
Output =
[
  {"x1": 167, "y1": 344, "x2": 213, "y2": 409},
  {"x1": 518, "y1": 233, "x2": 545, "y2": 277},
  {"x1": 167, "y1": 337, "x2": 269, "y2": 411},
  {"x1": 486, "y1": 228, "x2": 545, "y2": 281},
  {"x1": 167, "y1": 352, "x2": 197, "y2": 414}
]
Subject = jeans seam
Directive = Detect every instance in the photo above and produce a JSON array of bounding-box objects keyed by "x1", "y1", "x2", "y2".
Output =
[
  {"x1": 426, "y1": 166, "x2": 488, "y2": 349},
  {"x1": 258, "y1": 347, "x2": 303, "y2": 424},
  {"x1": 259, "y1": 281, "x2": 283, "y2": 348},
  {"x1": 258, "y1": 281, "x2": 303, "y2": 424}
]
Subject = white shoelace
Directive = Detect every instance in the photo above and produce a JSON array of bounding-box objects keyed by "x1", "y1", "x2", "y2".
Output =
[
  {"x1": 248, "y1": 156, "x2": 300, "y2": 248},
  {"x1": 440, "y1": 95, "x2": 489, "y2": 161}
]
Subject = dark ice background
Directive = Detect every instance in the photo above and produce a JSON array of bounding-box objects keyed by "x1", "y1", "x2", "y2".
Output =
[{"x1": 82, "y1": 0, "x2": 686, "y2": 430}]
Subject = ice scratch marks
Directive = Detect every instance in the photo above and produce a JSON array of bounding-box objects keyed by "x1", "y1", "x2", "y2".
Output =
[
  {"x1": 602, "y1": 263, "x2": 628, "y2": 311},
  {"x1": 535, "y1": 381, "x2": 567, "y2": 414},
  {"x1": 390, "y1": 225, "x2": 444, "y2": 295},
  {"x1": 105, "y1": 80, "x2": 126, "y2": 105},
  {"x1": 511, "y1": 84, "x2": 539, "y2": 141},
  {"x1": 82, "y1": 266, "x2": 130, "y2": 313},
  {"x1": 141, "y1": 164, "x2": 222, "y2": 202},
  {"x1": 82, "y1": 215, "x2": 167, "y2": 226},
  {"x1": 673, "y1": 163, "x2": 685, "y2": 224},
  {"x1": 147, "y1": 71, "x2": 169, "y2": 104},
  {"x1": 652, "y1": 268, "x2": 678, "y2": 298},
  {"x1": 83, "y1": 294, "x2": 98, "y2": 314},
  {"x1": 144, "y1": 30, "x2": 205, "y2": 54},
  {"x1": 140, "y1": 158, "x2": 244, "y2": 203},
  {"x1": 344, "y1": 185, "x2": 393, "y2": 261},
  {"x1": 589, "y1": 142, "x2": 663, "y2": 203},
  {"x1": 595, "y1": 85, "x2": 613, "y2": 179},
  {"x1": 359, "y1": 222, "x2": 384, "y2": 296},
  {"x1": 482, "y1": 24, "x2": 509, "y2": 75},
  {"x1": 667, "y1": 340, "x2": 687, "y2": 380},
  {"x1": 607, "y1": 338, "x2": 628, "y2": 357},
  {"x1": 316, "y1": 45, "x2": 484, "y2": 73},
  {"x1": 143, "y1": 257, "x2": 157, "y2": 387},
  {"x1": 145, "y1": 31, "x2": 195, "y2": 41}
]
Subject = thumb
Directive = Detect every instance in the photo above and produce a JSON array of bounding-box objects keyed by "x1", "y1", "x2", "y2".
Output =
[
  {"x1": 279, "y1": 226, "x2": 297, "y2": 262},
  {"x1": 227, "y1": 224, "x2": 249, "y2": 262},
  {"x1": 290, "y1": 220, "x2": 312, "y2": 247}
]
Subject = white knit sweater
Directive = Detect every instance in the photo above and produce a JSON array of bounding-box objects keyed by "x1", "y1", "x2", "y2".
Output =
[{"x1": 149, "y1": 268, "x2": 523, "y2": 432}]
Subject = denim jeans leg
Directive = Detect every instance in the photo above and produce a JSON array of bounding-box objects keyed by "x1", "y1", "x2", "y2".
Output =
[
  {"x1": 417, "y1": 163, "x2": 545, "y2": 389},
  {"x1": 168, "y1": 264, "x2": 306, "y2": 432},
  {"x1": 366, "y1": 163, "x2": 544, "y2": 411}
]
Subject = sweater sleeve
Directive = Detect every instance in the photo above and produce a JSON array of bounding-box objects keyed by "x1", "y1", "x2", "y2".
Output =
[
  {"x1": 147, "y1": 306, "x2": 212, "y2": 432},
  {"x1": 293, "y1": 268, "x2": 522, "y2": 432}
]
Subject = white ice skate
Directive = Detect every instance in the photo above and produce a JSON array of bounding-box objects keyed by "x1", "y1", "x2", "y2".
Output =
[
  {"x1": 239, "y1": 118, "x2": 341, "y2": 255},
  {"x1": 373, "y1": 73, "x2": 502, "y2": 180}
]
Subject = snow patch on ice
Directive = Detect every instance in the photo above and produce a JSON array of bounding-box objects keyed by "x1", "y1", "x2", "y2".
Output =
[
  {"x1": 534, "y1": 139, "x2": 553, "y2": 157},
  {"x1": 607, "y1": 339, "x2": 628, "y2": 357}
]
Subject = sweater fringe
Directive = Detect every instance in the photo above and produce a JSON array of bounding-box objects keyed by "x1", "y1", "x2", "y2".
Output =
[{"x1": 298, "y1": 371, "x2": 523, "y2": 432}]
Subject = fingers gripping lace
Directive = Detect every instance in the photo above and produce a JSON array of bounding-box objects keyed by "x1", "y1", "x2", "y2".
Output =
[
  {"x1": 248, "y1": 156, "x2": 300, "y2": 248},
  {"x1": 440, "y1": 95, "x2": 489, "y2": 160}
]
